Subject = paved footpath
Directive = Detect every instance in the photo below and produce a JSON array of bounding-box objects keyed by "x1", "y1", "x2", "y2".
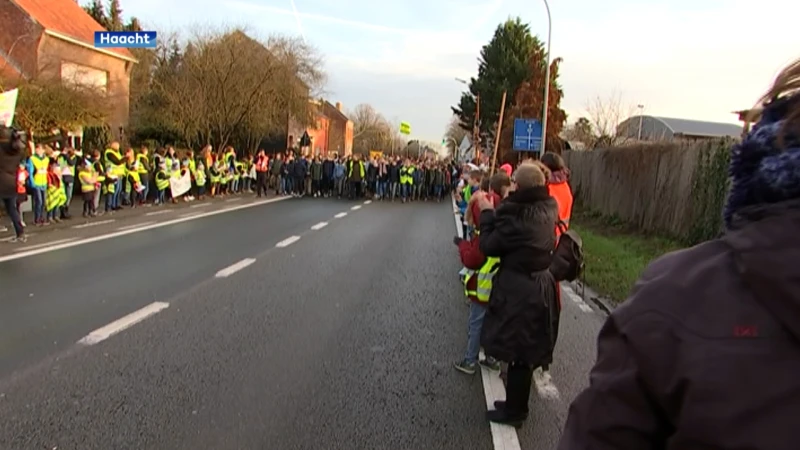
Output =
[{"x1": 0, "y1": 197, "x2": 605, "y2": 450}]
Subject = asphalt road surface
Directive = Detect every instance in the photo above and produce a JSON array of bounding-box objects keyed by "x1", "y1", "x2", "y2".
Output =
[{"x1": 0, "y1": 197, "x2": 606, "y2": 450}]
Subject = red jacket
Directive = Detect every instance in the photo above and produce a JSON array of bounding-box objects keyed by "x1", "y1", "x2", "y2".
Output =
[{"x1": 458, "y1": 236, "x2": 486, "y2": 270}]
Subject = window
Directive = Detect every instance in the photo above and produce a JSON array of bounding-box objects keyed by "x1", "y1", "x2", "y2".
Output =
[{"x1": 60, "y1": 62, "x2": 108, "y2": 93}]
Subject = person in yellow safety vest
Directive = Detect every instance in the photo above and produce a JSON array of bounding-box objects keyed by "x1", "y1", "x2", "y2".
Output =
[
  {"x1": 45, "y1": 158, "x2": 67, "y2": 222},
  {"x1": 57, "y1": 147, "x2": 80, "y2": 219},
  {"x1": 454, "y1": 251, "x2": 501, "y2": 375},
  {"x1": 77, "y1": 159, "x2": 97, "y2": 217},
  {"x1": 136, "y1": 147, "x2": 151, "y2": 205},
  {"x1": 90, "y1": 150, "x2": 105, "y2": 214},
  {"x1": 122, "y1": 148, "x2": 140, "y2": 207},
  {"x1": 154, "y1": 160, "x2": 170, "y2": 205},
  {"x1": 186, "y1": 152, "x2": 197, "y2": 200},
  {"x1": 103, "y1": 141, "x2": 126, "y2": 210},
  {"x1": 346, "y1": 154, "x2": 365, "y2": 200},
  {"x1": 209, "y1": 157, "x2": 221, "y2": 197},
  {"x1": 195, "y1": 163, "x2": 207, "y2": 199},
  {"x1": 399, "y1": 159, "x2": 414, "y2": 203},
  {"x1": 26, "y1": 144, "x2": 49, "y2": 225}
]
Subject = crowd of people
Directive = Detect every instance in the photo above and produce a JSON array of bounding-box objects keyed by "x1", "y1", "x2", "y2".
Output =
[
  {"x1": 451, "y1": 153, "x2": 575, "y2": 428},
  {"x1": 0, "y1": 136, "x2": 466, "y2": 242}
]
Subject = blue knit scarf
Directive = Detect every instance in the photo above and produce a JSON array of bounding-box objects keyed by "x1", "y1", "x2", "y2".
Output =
[{"x1": 724, "y1": 94, "x2": 800, "y2": 228}]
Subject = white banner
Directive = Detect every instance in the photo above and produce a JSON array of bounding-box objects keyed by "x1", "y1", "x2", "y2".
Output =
[
  {"x1": 0, "y1": 88, "x2": 19, "y2": 127},
  {"x1": 170, "y1": 170, "x2": 191, "y2": 198}
]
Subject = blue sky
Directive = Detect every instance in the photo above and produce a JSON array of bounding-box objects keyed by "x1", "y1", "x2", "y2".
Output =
[{"x1": 114, "y1": 0, "x2": 798, "y2": 142}]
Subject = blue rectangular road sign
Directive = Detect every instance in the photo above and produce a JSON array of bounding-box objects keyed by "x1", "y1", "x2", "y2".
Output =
[{"x1": 513, "y1": 118, "x2": 543, "y2": 152}]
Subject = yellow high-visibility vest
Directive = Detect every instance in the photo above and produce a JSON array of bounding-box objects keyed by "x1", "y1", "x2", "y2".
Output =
[{"x1": 463, "y1": 256, "x2": 501, "y2": 303}]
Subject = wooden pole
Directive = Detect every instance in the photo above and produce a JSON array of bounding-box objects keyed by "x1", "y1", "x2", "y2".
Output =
[
  {"x1": 490, "y1": 90, "x2": 507, "y2": 176},
  {"x1": 474, "y1": 94, "x2": 481, "y2": 162}
]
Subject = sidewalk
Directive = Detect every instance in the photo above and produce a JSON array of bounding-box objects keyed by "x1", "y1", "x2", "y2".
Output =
[{"x1": 0, "y1": 191, "x2": 283, "y2": 253}]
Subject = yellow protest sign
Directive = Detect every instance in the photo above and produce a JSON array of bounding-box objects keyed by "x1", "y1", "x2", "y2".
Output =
[
  {"x1": 369, "y1": 150, "x2": 383, "y2": 159},
  {"x1": 399, "y1": 121, "x2": 411, "y2": 135}
]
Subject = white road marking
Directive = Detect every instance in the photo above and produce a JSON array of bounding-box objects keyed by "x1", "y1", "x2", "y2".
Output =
[
  {"x1": 215, "y1": 258, "x2": 256, "y2": 277},
  {"x1": 72, "y1": 219, "x2": 115, "y2": 229},
  {"x1": 453, "y1": 194, "x2": 523, "y2": 450},
  {"x1": 351, "y1": 205, "x2": 361, "y2": 210},
  {"x1": 479, "y1": 350, "x2": 522, "y2": 450},
  {"x1": 180, "y1": 212, "x2": 202, "y2": 219},
  {"x1": 0, "y1": 197, "x2": 289, "y2": 263},
  {"x1": 275, "y1": 235, "x2": 300, "y2": 247},
  {"x1": 225, "y1": 198, "x2": 242, "y2": 202},
  {"x1": 563, "y1": 285, "x2": 594, "y2": 313},
  {"x1": 533, "y1": 367, "x2": 561, "y2": 400},
  {"x1": 145, "y1": 209, "x2": 172, "y2": 216},
  {"x1": 1, "y1": 233, "x2": 35, "y2": 242},
  {"x1": 334, "y1": 212, "x2": 347, "y2": 218},
  {"x1": 191, "y1": 203, "x2": 211, "y2": 208},
  {"x1": 117, "y1": 221, "x2": 156, "y2": 231},
  {"x1": 77, "y1": 302, "x2": 169, "y2": 345},
  {"x1": 363, "y1": 200, "x2": 372, "y2": 204},
  {"x1": 14, "y1": 238, "x2": 77, "y2": 252},
  {"x1": 310, "y1": 222, "x2": 328, "y2": 230}
]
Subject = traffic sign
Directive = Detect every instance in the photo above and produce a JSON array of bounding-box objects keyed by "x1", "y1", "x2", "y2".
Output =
[{"x1": 513, "y1": 118, "x2": 542, "y2": 152}]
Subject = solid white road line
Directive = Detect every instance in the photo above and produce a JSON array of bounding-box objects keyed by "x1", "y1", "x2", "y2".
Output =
[
  {"x1": 479, "y1": 350, "x2": 522, "y2": 450},
  {"x1": 146, "y1": 209, "x2": 172, "y2": 216},
  {"x1": 0, "y1": 196, "x2": 289, "y2": 264},
  {"x1": 117, "y1": 221, "x2": 156, "y2": 231},
  {"x1": 191, "y1": 203, "x2": 211, "y2": 208},
  {"x1": 14, "y1": 238, "x2": 77, "y2": 252},
  {"x1": 563, "y1": 284, "x2": 593, "y2": 313},
  {"x1": 275, "y1": 235, "x2": 300, "y2": 248},
  {"x1": 215, "y1": 258, "x2": 256, "y2": 277},
  {"x1": 72, "y1": 219, "x2": 115, "y2": 229},
  {"x1": 364, "y1": 200, "x2": 372, "y2": 204},
  {"x1": 310, "y1": 222, "x2": 328, "y2": 230},
  {"x1": 77, "y1": 302, "x2": 169, "y2": 345},
  {"x1": 334, "y1": 212, "x2": 347, "y2": 218},
  {"x1": 351, "y1": 205, "x2": 361, "y2": 210}
]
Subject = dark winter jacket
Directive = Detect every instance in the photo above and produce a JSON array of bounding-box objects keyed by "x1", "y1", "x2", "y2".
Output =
[
  {"x1": 479, "y1": 186, "x2": 559, "y2": 365},
  {"x1": 292, "y1": 159, "x2": 307, "y2": 178},
  {"x1": 558, "y1": 199, "x2": 800, "y2": 450},
  {"x1": 310, "y1": 161, "x2": 322, "y2": 180},
  {"x1": 0, "y1": 128, "x2": 23, "y2": 198},
  {"x1": 322, "y1": 159, "x2": 335, "y2": 179},
  {"x1": 388, "y1": 163, "x2": 400, "y2": 183}
]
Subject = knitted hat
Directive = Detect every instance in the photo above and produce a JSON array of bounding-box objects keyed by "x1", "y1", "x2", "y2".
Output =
[{"x1": 724, "y1": 94, "x2": 800, "y2": 228}]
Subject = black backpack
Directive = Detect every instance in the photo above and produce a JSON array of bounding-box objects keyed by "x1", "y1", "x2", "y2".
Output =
[{"x1": 550, "y1": 221, "x2": 584, "y2": 282}]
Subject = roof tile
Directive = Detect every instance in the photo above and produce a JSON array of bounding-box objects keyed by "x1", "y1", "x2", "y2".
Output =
[{"x1": 12, "y1": 0, "x2": 135, "y2": 60}]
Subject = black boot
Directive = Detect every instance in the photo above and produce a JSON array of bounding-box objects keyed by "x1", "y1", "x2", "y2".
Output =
[{"x1": 487, "y1": 362, "x2": 532, "y2": 428}]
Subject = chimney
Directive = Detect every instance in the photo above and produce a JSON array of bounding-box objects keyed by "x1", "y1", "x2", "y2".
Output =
[{"x1": 336, "y1": 102, "x2": 342, "y2": 111}]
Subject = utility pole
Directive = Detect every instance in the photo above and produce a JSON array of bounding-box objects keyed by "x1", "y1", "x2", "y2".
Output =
[
  {"x1": 637, "y1": 104, "x2": 645, "y2": 141},
  {"x1": 540, "y1": 0, "x2": 552, "y2": 155}
]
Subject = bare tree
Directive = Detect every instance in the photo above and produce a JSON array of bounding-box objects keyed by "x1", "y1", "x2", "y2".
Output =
[
  {"x1": 584, "y1": 92, "x2": 637, "y2": 148},
  {"x1": 444, "y1": 116, "x2": 469, "y2": 153},
  {"x1": 349, "y1": 103, "x2": 394, "y2": 154}
]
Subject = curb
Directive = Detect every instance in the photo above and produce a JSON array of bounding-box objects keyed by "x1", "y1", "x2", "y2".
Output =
[{"x1": 573, "y1": 281, "x2": 614, "y2": 315}]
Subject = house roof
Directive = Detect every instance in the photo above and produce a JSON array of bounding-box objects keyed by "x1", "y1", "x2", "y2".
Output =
[
  {"x1": 11, "y1": 0, "x2": 136, "y2": 61},
  {"x1": 323, "y1": 101, "x2": 349, "y2": 122},
  {"x1": 649, "y1": 116, "x2": 743, "y2": 138}
]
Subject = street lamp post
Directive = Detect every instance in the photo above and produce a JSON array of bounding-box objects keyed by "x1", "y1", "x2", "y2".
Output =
[
  {"x1": 540, "y1": 0, "x2": 552, "y2": 155},
  {"x1": 637, "y1": 104, "x2": 645, "y2": 141}
]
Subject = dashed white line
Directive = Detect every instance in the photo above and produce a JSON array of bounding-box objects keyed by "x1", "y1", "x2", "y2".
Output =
[
  {"x1": 310, "y1": 222, "x2": 328, "y2": 230},
  {"x1": 117, "y1": 221, "x2": 156, "y2": 231},
  {"x1": 72, "y1": 219, "x2": 115, "y2": 229},
  {"x1": 145, "y1": 209, "x2": 172, "y2": 216},
  {"x1": 191, "y1": 203, "x2": 211, "y2": 208},
  {"x1": 351, "y1": 205, "x2": 361, "y2": 210},
  {"x1": 225, "y1": 198, "x2": 242, "y2": 202},
  {"x1": 77, "y1": 302, "x2": 169, "y2": 345},
  {"x1": 180, "y1": 212, "x2": 202, "y2": 219},
  {"x1": 215, "y1": 258, "x2": 256, "y2": 277},
  {"x1": 275, "y1": 235, "x2": 300, "y2": 247},
  {"x1": 334, "y1": 212, "x2": 347, "y2": 218},
  {"x1": 363, "y1": 200, "x2": 372, "y2": 204},
  {"x1": 0, "y1": 197, "x2": 289, "y2": 264},
  {"x1": 14, "y1": 238, "x2": 77, "y2": 252},
  {"x1": 563, "y1": 284, "x2": 594, "y2": 313}
]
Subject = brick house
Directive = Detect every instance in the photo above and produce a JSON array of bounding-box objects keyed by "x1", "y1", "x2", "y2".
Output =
[
  {"x1": 0, "y1": 0, "x2": 136, "y2": 140},
  {"x1": 287, "y1": 100, "x2": 354, "y2": 157}
]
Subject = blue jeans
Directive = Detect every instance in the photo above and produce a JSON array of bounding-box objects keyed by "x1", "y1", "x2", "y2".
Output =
[
  {"x1": 401, "y1": 183, "x2": 410, "y2": 199},
  {"x1": 32, "y1": 188, "x2": 45, "y2": 222},
  {"x1": 281, "y1": 176, "x2": 292, "y2": 194},
  {"x1": 376, "y1": 181, "x2": 387, "y2": 198},
  {"x1": 157, "y1": 189, "x2": 166, "y2": 204},
  {"x1": 464, "y1": 302, "x2": 487, "y2": 364},
  {"x1": 63, "y1": 181, "x2": 74, "y2": 209},
  {"x1": 112, "y1": 178, "x2": 123, "y2": 208}
]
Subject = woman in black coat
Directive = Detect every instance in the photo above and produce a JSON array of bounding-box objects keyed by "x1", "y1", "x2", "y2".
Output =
[
  {"x1": 0, "y1": 126, "x2": 26, "y2": 241},
  {"x1": 476, "y1": 162, "x2": 559, "y2": 428}
]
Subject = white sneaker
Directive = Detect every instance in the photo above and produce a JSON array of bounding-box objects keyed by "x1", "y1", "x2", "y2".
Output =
[{"x1": 20, "y1": 220, "x2": 26, "y2": 227}]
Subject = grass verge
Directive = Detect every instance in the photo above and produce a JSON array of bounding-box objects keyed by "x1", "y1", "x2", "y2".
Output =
[{"x1": 571, "y1": 208, "x2": 684, "y2": 304}]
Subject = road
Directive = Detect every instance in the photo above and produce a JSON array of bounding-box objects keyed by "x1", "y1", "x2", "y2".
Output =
[{"x1": 0, "y1": 197, "x2": 605, "y2": 450}]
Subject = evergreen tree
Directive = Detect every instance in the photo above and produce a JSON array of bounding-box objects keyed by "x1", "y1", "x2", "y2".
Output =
[
  {"x1": 108, "y1": 0, "x2": 123, "y2": 31},
  {"x1": 451, "y1": 17, "x2": 536, "y2": 139},
  {"x1": 84, "y1": 0, "x2": 108, "y2": 28}
]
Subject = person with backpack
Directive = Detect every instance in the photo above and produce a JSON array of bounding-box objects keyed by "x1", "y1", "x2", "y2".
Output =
[
  {"x1": 474, "y1": 162, "x2": 559, "y2": 428},
  {"x1": 558, "y1": 58, "x2": 800, "y2": 450}
]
